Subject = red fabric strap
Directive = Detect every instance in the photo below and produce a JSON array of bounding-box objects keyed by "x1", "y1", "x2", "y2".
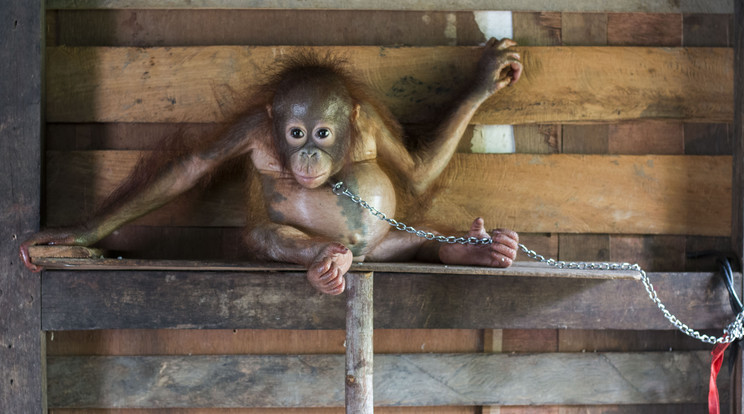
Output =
[{"x1": 709, "y1": 342, "x2": 730, "y2": 414}]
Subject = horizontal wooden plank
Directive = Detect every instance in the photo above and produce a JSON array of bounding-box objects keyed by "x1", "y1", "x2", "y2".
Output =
[
  {"x1": 30, "y1": 252, "x2": 641, "y2": 279},
  {"x1": 45, "y1": 0, "x2": 734, "y2": 13},
  {"x1": 47, "y1": 351, "x2": 722, "y2": 408},
  {"x1": 41, "y1": 270, "x2": 740, "y2": 330},
  {"x1": 46, "y1": 329, "x2": 481, "y2": 356},
  {"x1": 45, "y1": 152, "x2": 732, "y2": 236},
  {"x1": 46, "y1": 46, "x2": 733, "y2": 124},
  {"x1": 427, "y1": 153, "x2": 732, "y2": 236},
  {"x1": 49, "y1": 10, "x2": 491, "y2": 48}
]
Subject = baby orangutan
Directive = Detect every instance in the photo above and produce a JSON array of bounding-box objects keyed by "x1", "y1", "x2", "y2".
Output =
[{"x1": 21, "y1": 38, "x2": 523, "y2": 295}]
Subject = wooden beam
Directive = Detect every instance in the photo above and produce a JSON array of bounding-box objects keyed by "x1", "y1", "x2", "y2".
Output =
[
  {"x1": 730, "y1": 0, "x2": 744, "y2": 412},
  {"x1": 46, "y1": 351, "x2": 725, "y2": 408},
  {"x1": 345, "y1": 273, "x2": 373, "y2": 414},
  {"x1": 44, "y1": 0, "x2": 735, "y2": 13},
  {"x1": 46, "y1": 46, "x2": 733, "y2": 124},
  {"x1": 45, "y1": 152, "x2": 732, "y2": 236},
  {"x1": 0, "y1": 0, "x2": 45, "y2": 413},
  {"x1": 41, "y1": 270, "x2": 740, "y2": 330},
  {"x1": 29, "y1": 253, "x2": 642, "y2": 279},
  {"x1": 732, "y1": 0, "x2": 744, "y2": 285}
]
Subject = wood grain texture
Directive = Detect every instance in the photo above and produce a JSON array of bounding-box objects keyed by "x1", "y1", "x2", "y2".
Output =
[
  {"x1": 561, "y1": 13, "x2": 607, "y2": 46},
  {"x1": 345, "y1": 273, "x2": 373, "y2": 413},
  {"x1": 608, "y1": 13, "x2": 682, "y2": 46},
  {"x1": 685, "y1": 123, "x2": 732, "y2": 156},
  {"x1": 46, "y1": 329, "x2": 481, "y2": 356},
  {"x1": 512, "y1": 12, "x2": 561, "y2": 46},
  {"x1": 610, "y1": 235, "x2": 687, "y2": 271},
  {"x1": 31, "y1": 255, "x2": 641, "y2": 280},
  {"x1": 513, "y1": 125, "x2": 560, "y2": 153},
  {"x1": 50, "y1": 408, "x2": 475, "y2": 414},
  {"x1": 41, "y1": 270, "x2": 739, "y2": 330},
  {"x1": 44, "y1": 0, "x2": 735, "y2": 13},
  {"x1": 683, "y1": 13, "x2": 734, "y2": 47},
  {"x1": 608, "y1": 121, "x2": 684, "y2": 155},
  {"x1": 558, "y1": 329, "x2": 713, "y2": 352},
  {"x1": 427, "y1": 154, "x2": 731, "y2": 236},
  {"x1": 44, "y1": 152, "x2": 733, "y2": 236},
  {"x1": 50, "y1": 10, "x2": 488, "y2": 47},
  {"x1": 45, "y1": 46, "x2": 734, "y2": 124},
  {"x1": 562, "y1": 124, "x2": 608, "y2": 153},
  {"x1": 0, "y1": 0, "x2": 44, "y2": 413},
  {"x1": 46, "y1": 351, "x2": 723, "y2": 408},
  {"x1": 730, "y1": 1, "x2": 744, "y2": 412}
]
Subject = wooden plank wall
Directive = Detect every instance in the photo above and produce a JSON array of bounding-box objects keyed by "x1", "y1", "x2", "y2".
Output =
[{"x1": 43, "y1": 5, "x2": 734, "y2": 414}]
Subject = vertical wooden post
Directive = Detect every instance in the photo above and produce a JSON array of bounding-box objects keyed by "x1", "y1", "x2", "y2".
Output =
[
  {"x1": 0, "y1": 0, "x2": 45, "y2": 413},
  {"x1": 346, "y1": 272, "x2": 374, "y2": 414},
  {"x1": 732, "y1": 0, "x2": 744, "y2": 412}
]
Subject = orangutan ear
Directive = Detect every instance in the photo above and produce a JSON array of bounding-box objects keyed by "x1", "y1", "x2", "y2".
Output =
[{"x1": 266, "y1": 104, "x2": 273, "y2": 119}]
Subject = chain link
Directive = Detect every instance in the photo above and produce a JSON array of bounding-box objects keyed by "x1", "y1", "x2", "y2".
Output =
[
  {"x1": 517, "y1": 242, "x2": 744, "y2": 345},
  {"x1": 332, "y1": 182, "x2": 492, "y2": 245},
  {"x1": 332, "y1": 181, "x2": 744, "y2": 345}
]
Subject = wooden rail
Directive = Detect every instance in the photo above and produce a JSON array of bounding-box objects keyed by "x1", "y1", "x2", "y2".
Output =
[{"x1": 34, "y1": 255, "x2": 740, "y2": 410}]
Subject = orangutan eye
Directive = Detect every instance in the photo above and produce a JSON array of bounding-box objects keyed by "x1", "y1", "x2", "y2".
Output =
[
  {"x1": 316, "y1": 128, "x2": 331, "y2": 139},
  {"x1": 289, "y1": 128, "x2": 305, "y2": 139}
]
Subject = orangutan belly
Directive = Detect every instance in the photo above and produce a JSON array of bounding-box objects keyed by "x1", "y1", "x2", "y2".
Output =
[{"x1": 261, "y1": 161, "x2": 397, "y2": 256}]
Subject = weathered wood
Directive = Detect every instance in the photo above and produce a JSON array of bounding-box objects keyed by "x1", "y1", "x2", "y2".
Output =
[
  {"x1": 30, "y1": 252, "x2": 641, "y2": 279},
  {"x1": 0, "y1": 0, "x2": 44, "y2": 413},
  {"x1": 46, "y1": 351, "x2": 725, "y2": 408},
  {"x1": 683, "y1": 13, "x2": 734, "y2": 47},
  {"x1": 731, "y1": 0, "x2": 744, "y2": 412},
  {"x1": 558, "y1": 329, "x2": 712, "y2": 353},
  {"x1": 610, "y1": 235, "x2": 687, "y2": 271},
  {"x1": 48, "y1": 408, "x2": 475, "y2": 414},
  {"x1": 513, "y1": 124, "x2": 560, "y2": 153},
  {"x1": 44, "y1": 152, "x2": 733, "y2": 236},
  {"x1": 512, "y1": 12, "x2": 561, "y2": 46},
  {"x1": 561, "y1": 124, "x2": 609, "y2": 153},
  {"x1": 42, "y1": 405, "x2": 708, "y2": 414},
  {"x1": 732, "y1": 0, "x2": 744, "y2": 292},
  {"x1": 44, "y1": 0, "x2": 735, "y2": 13},
  {"x1": 608, "y1": 122, "x2": 684, "y2": 155},
  {"x1": 428, "y1": 154, "x2": 731, "y2": 236},
  {"x1": 46, "y1": 329, "x2": 481, "y2": 356},
  {"x1": 346, "y1": 273, "x2": 373, "y2": 414},
  {"x1": 41, "y1": 270, "x2": 739, "y2": 330},
  {"x1": 558, "y1": 234, "x2": 610, "y2": 261},
  {"x1": 46, "y1": 46, "x2": 734, "y2": 124},
  {"x1": 607, "y1": 13, "x2": 682, "y2": 46},
  {"x1": 561, "y1": 12, "x2": 607, "y2": 46},
  {"x1": 50, "y1": 10, "x2": 489, "y2": 47},
  {"x1": 685, "y1": 123, "x2": 732, "y2": 155}
]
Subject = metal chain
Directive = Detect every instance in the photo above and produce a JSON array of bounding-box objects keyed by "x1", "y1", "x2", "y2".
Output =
[
  {"x1": 332, "y1": 181, "x2": 744, "y2": 345},
  {"x1": 518, "y1": 245, "x2": 744, "y2": 345},
  {"x1": 332, "y1": 182, "x2": 492, "y2": 245}
]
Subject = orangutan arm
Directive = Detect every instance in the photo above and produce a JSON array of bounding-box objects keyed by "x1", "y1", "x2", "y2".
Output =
[
  {"x1": 375, "y1": 38, "x2": 522, "y2": 195},
  {"x1": 20, "y1": 112, "x2": 267, "y2": 271}
]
